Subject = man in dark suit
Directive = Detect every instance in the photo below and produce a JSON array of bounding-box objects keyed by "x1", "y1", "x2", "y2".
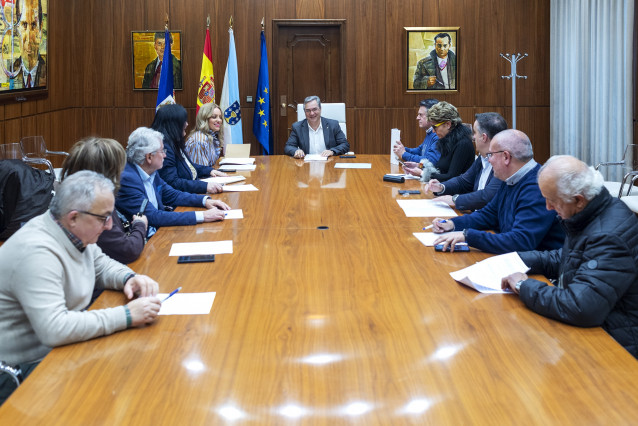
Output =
[
  {"x1": 141, "y1": 32, "x2": 182, "y2": 90},
  {"x1": 116, "y1": 127, "x2": 228, "y2": 238},
  {"x1": 11, "y1": 0, "x2": 47, "y2": 89},
  {"x1": 284, "y1": 95, "x2": 350, "y2": 158},
  {"x1": 426, "y1": 112, "x2": 508, "y2": 211}
]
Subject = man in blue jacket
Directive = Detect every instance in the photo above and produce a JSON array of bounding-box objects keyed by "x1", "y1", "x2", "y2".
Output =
[
  {"x1": 392, "y1": 98, "x2": 441, "y2": 166},
  {"x1": 426, "y1": 112, "x2": 507, "y2": 211},
  {"x1": 116, "y1": 127, "x2": 229, "y2": 237},
  {"x1": 432, "y1": 129, "x2": 564, "y2": 254},
  {"x1": 501, "y1": 156, "x2": 638, "y2": 358}
]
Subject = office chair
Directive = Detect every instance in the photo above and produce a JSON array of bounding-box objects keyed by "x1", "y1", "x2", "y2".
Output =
[
  {"x1": 297, "y1": 102, "x2": 347, "y2": 137},
  {"x1": 20, "y1": 136, "x2": 68, "y2": 180},
  {"x1": 595, "y1": 144, "x2": 638, "y2": 197}
]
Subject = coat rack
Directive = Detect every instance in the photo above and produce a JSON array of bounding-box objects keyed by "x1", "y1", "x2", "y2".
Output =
[{"x1": 500, "y1": 53, "x2": 528, "y2": 129}]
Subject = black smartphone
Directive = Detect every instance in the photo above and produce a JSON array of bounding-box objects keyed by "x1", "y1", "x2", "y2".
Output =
[
  {"x1": 221, "y1": 169, "x2": 236, "y2": 173},
  {"x1": 339, "y1": 155, "x2": 356, "y2": 158},
  {"x1": 434, "y1": 244, "x2": 470, "y2": 252},
  {"x1": 177, "y1": 254, "x2": 215, "y2": 263},
  {"x1": 138, "y1": 199, "x2": 148, "y2": 215},
  {"x1": 398, "y1": 190, "x2": 421, "y2": 195}
]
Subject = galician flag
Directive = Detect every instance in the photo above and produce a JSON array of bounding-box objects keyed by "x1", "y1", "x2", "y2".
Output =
[
  {"x1": 197, "y1": 27, "x2": 215, "y2": 114},
  {"x1": 252, "y1": 30, "x2": 272, "y2": 154},
  {"x1": 220, "y1": 26, "x2": 243, "y2": 144},
  {"x1": 156, "y1": 27, "x2": 175, "y2": 110}
]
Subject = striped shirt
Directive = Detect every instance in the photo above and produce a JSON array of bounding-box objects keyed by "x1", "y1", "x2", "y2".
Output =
[{"x1": 184, "y1": 131, "x2": 221, "y2": 167}]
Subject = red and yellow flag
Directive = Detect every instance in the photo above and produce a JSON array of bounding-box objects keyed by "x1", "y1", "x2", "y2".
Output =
[{"x1": 196, "y1": 27, "x2": 215, "y2": 113}]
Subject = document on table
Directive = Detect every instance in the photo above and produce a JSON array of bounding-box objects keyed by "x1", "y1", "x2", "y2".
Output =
[
  {"x1": 334, "y1": 163, "x2": 372, "y2": 169},
  {"x1": 390, "y1": 128, "x2": 400, "y2": 165},
  {"x1": 219, "y1": 164, "x2": 256, "y2": 171},
  {"x1": 304, "y1": 154, "x2": 328, "y2": 162},
  {"x1": 223, "y1": 209, "x2": 243, "y2": 219},
  {"x1": 157, "y1": 292, "x2": 216, "y2": 315},
  {"x1": 397, "y1": 199, "x2": 458, "y2": 217},
  {"x1": 449, "y1": 252, "x2": 530, "y2": 294},
  {"x1": 219, "y1": 157, "x2": 255, "y2": 165},
  {"x1": 386, "y1": 173, "x2": 420, "y2": 180},
  {"x1": 169, "y1": 240, "x2": 233, "y2": 256},
  {"x1": 200, "y1": 175, "x2": 246, "y2": 184},
  {"x1": 222, "y1": 184, "x2": 258, "y2": 192},
  {"x1": 413, "y1": 232, "x2": 452, "y2": 246}
]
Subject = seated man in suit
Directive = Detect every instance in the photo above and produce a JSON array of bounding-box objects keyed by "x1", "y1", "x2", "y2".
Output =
[
  {"x1": 425, "y1": 112, "x2": 508, "y2": 211},
  {"x1": 432, "y1": 129, "x2": 565, "y2": 254},
  {"x1": 501, "y1": 156, "x2": 638, "y2": 359},
  {"x1": 284, "y1": 95, "x2": 350, "y2": 159},
  {"x1": 116, "y1": 127, "x2": 230, "y2": 238},
  {"x1": 392, "y1": 98, "x2": 441, "y2": 166}
]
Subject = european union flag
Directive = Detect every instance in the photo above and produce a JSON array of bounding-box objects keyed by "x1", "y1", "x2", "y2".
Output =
[
  {"x1": 252, "y1": 30, "x2": 272, "y2": 155},
  {"x1": 156, "y1": 28, "x2": 175, "y2": 109}
]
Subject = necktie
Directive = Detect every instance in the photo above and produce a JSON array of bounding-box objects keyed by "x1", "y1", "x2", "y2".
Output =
[
  {"x1": 26, "y1": 74, "x2": 32, "y2": 88},
  {"x1": 439, "y1": 60, "x2": 447, "y2": 71}
]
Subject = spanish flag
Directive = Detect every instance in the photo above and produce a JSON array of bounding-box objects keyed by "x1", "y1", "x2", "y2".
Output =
[{"x1": 197, "y1": 27, "x2": 215, "y2": 114}]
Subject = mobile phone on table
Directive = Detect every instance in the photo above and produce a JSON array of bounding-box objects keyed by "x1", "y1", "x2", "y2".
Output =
[
  {"x1": 434, "y1": 244, "x2": 470, "y2": 252},
  {"x1": 339, "y1": 155, "x2": 356, "y2": 158},
  {"x1": 398, "y1": 190, "x2": 421, "y2": 195},
  {"x1": 177, "y1": 254, "x2": 215, "y2": 263},
  {"x1": 138, "y1": 199, "x2": 148, "y2": 215}
]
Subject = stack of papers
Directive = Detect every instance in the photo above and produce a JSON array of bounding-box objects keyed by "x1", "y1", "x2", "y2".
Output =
[
  {"x1": 201, "y1": 175, "x2": 246, "y2": 184},
  {"x1": 157, "y1": 292, "x2": 216, "y2": 315},
  {"x1": 413, "y1": 232, "x2": 451, "y2": 246},
  {"x1": 304, "y1": 154, "x2": 328, "y2": 162},
  {"x1": 222, "y1": 184, "x2": 258, "y2": 192},
  {"x1": 397, "y1": 199, "x2": 458, "y2": 217},
  {"x1": 449, "y1": 252, "x2": 530, "y2": 293},
  {"x1": 220, "y1": 157, "x2": 255, "y2": 165},
  {"x1": 169, "y1": 240, "x2": 233, "y2": 256},
  {"x1": 219, "y1": 164, "x2": 256, "y2": 171},
  {"x1": 334, "y1": 163, "x2": 372, "y2": 169}
]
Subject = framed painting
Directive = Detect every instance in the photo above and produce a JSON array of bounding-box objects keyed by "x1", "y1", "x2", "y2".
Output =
[
  {"x1": 405, "y1": 27, "x2": 459, "y2": 93},
  {"x1": 131, "y1": 30, "x2": 182, "y2": 91},
  {"x1": 0, "y1": 0, "x2": 49, "y2": 101}
]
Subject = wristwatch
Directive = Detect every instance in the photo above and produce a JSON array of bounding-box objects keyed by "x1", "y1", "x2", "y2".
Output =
[
  {"x1": 452, "y1": 194, "x2": 459, "y2": 203},
  {"x1": 515, "y1": 280, "x2": 524, "y2": 292}
]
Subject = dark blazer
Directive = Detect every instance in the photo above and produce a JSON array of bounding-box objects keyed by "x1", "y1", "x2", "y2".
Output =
[
  {"x1": 158, "y1": 141, "x2": 213, "y2": 194},
  {"x1": 436, "y1": 155, "x2": 502, "y2": 211},
  {"x1": 116, "y1": 162, "x2": 205, "y2": 230},
  {"x1": 141, "y1": 55, "x2": 183, "y2": 89},
  {"x1": 284, "y1": 117, "x2": 350, "y2": 156}
]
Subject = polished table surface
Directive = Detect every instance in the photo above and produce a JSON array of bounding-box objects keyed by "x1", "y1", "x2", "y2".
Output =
[{"x1": 1, "y1": 155, "x2": 638, "y2": 424}]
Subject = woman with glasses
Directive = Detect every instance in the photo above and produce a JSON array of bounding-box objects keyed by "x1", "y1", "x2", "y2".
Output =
[
  {"x1": 403, "y1": 101, "x2": 474, "y2": 182},
  {"x1": 151, "y1": 103, "x2": 225, "y2": 195},
  {"x1": 61, "y1": 137, "x2": 148, "y2": 265},
  {"x1": 185, "y1": 102, "x2": 224, "y2": 167}
]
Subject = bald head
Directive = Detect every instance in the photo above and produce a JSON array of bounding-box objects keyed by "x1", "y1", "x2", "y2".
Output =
[
  {"x1": 538, "y1": 155, "x2": 604, "y2": 219},
  {"x1": 491, "y1": 129, "x2": 533, "y2": 162}
]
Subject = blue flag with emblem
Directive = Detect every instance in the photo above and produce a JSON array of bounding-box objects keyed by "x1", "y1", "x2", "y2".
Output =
[
  {"x1": 156, "y1": 28, "x2": 175, "y2": 109},
  {"x1": 220, "y1": 27, "x2": 243, "y2": 144},
  {"x1": 252, "y1": 30, "x2": 272, "y2": 155}
]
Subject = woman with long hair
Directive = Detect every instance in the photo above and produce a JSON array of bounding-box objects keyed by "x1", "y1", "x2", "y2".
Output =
[
  {"x1": 185, "y1": 102, "x2": 224, "y2": 167},
  {"x1": 151, "y1": 103, "x2": 224, "y2": 195}
]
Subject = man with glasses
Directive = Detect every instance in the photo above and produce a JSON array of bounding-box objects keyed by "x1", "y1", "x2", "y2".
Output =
[
  {"x1": 432, "y1": 129, "x2": 565, "y2": 254},
  {"x1": 0, "y1": 171, "x2": 161, "y2": 404},
  {"x1": 392, "y1": 98, "x2": 441, "y2": 165},
  {"x1": 116, "y1": 127, "x2": 229, "y2": 237},
  {"x1": 284, "y1": 95, "x2": 350, "y2": 159}
]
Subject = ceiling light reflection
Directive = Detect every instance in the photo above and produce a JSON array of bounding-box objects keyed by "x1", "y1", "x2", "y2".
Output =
[
  {"x1": 430, "y1": 344, "x2": 463, "y2": 361},
  {"x1": 183, "y1": 359, "x2": 205, "y2": 373},
  {"x1": 306, "y1": 314, "x2": 327, "y2": 327},
  {"x1": 301, "y1": 353, "x2": 343, "y2": 365},
  {"x1": 218, "y1": 405, "x2": 246, "y2": 421},
  {"x1": 341, "y1": 401, "x2": 373, "y2": 416},
  {"x1": 400, "y1": 398, "x2": 433, "y2": 414},
  {"x1": 278, "y1": 403, "x2": 309, "y2": 419}
]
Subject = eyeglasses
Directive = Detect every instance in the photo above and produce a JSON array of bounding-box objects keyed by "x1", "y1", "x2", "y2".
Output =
[
  {"x1": 432, "y1": 121, "x2": 447, "y2": 128},
  {"x1": 151, "y1": 148, "x2": 167, "y2": 155},
  {"x1": 485, "y1": 150, "x2": 506, "y2": 159},
  {"x1": 78, "y1": 210, "x2": 112, "y2": 226}
]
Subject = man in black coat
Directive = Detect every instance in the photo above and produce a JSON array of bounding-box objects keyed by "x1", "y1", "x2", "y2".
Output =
[{"x1": 502, "y1": 155, "x2": 638, "y2": 358}]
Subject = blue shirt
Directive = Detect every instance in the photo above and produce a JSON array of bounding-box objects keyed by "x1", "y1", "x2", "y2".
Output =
[{"x1": 401, "y1": 128, "x2": 441, "y2": 165}]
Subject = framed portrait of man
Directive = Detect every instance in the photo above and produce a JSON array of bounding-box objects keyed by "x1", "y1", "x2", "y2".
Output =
[
  {"x1": 405, "y1": 27, "x2": 459, "y2": 93},
  {"x1": 131, "y1": 30, "x2": 182, "y2": 91},
  {"x1": 0, "y1": 0, "x2": 49, "y2": 101}
]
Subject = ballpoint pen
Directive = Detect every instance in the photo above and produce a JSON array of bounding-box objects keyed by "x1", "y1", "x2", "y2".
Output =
[
  {"x1": 162, "y1": 286, "x2": 182, "y2": 302},
  {"x1": 423, "y1": 219, "x2": 447, "y2": 230}
]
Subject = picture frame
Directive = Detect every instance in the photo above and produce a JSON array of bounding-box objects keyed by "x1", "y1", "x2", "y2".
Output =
[
  {"x1": 405, "y1": 27, "x2": 459, "y2": 93},
  {"x1": 131, "y1": 30, "x2": 183, "y2": 91},
  {"x1": 0, "y1": 0, "x2": 49, "y2": 102}
]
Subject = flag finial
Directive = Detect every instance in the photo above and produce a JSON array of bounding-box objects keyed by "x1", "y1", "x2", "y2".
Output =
[
  {"x1": 207, "y1": 15, "x2": 210, "y2": 28},
  {"x1": 229, "y1": 15, "x2": 233, "y2": 29},
  {"x1": 261, "y1": 17, "x2": 264, "y2": 31},
  {"x1": 164, "y1": 13, "x2": 169, "y2": 29}
]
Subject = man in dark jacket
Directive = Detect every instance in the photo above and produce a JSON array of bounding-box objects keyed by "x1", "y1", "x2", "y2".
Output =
[{"x1": 502, "y1": 155, "x2": 638, "y2": 358}]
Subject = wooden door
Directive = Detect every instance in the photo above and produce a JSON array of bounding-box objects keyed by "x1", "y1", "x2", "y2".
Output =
[{"x1": 272, "y1": 20, "x2": 345, "y2": 155}]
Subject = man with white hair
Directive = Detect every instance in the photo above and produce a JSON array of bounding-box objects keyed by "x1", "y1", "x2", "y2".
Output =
[{"x1": 502, "y1": 155, "x2": 638, "y2": 358}]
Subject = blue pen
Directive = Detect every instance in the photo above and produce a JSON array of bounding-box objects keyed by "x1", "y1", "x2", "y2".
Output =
[
  {"x1": 423, "y1": 220, "x2": 447, "y2": 230},
  {"x1": 162, "y1": 286, "x2": 182, "y2": 302}
]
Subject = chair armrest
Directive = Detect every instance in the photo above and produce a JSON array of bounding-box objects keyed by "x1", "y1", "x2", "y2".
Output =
[{"x1": 0, "y1": 361, "x2": 23, "y2": 387}]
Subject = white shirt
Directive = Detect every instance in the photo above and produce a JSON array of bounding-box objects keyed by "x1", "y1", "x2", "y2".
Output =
[
  {"x1": 437, "y1": 56, "x2": 449, "y2": 89},
  {"x1": 308, "y1": 122, "x2": 326, "y2": 155},
  {"x1": 477, "y1": 156, "x2": 492, "y2": 190}
]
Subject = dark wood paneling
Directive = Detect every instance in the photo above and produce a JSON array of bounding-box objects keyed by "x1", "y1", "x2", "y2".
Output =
[
  {"x1": 355, "y1": 0, "x2": 386, "y2": 107},
  {"x1": 297, "y1": 0, "x2": 324, "y2": 19}
]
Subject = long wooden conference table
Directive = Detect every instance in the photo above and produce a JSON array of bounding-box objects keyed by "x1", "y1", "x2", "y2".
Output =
[{"x1": 1, "y1": 155, "x2": 638, "y2": 424}]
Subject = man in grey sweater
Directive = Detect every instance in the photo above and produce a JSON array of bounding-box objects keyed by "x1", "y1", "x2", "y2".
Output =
[{"x1": 0, "y1": 171, "x2": 161, "y2": 404}]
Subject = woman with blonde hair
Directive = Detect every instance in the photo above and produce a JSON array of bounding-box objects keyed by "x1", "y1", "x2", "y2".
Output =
[
  {"x1": 185, "y1": 102, "x2": 225, "y2": 167},
  {"x1": 61, "y1": 137, "x2": 148, "y2": 265}
]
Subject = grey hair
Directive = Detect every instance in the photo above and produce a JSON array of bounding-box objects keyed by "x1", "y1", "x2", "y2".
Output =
[
  {"x1": 540, "y1": 155, "x2": 604, "y2": 201},
  {"x1": 50, "y1": 170, "x2": 114, "y2": 219},
  {"x1": 494, "y1": 129, "x2": 533, "y2": 162},
  {"x1": 126, "y1": 127, "x2": 164, "y2": 165},
  {"x1": 303, "y1": 95, "x2": 322, "y2": 109}
]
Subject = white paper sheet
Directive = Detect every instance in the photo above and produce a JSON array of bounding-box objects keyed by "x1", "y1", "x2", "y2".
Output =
[
  {"x1": 223, "y1": 209, "x2": 243, "y2": 219},
  {"x1": 396, "y1": 199, "x2": 458, "y2": 217},
  {"x1": 169, "y1": 240, "x2": 233, "y2": 256},
  {"x1": 200, "y1": 175, "x2": 246, "y2": 185},
  {"x1": 412, "y1": 232, "x2": 453, "y2": 246},
  {"x1": 449, "y1": 252, "x2": 530, "y2": 293},
  {"x1": 219, "y1": 164, "x2": 256, "y2": 171},
  {"x1": 156, "y1": 292, "x2": 216, "y2": 315},
  {"x1": 220, "y1": 157, "x2": 255, "y2": 165},
  {"x1": 304, "y1": 154, "x2": 328, "y2": 162},
  {"x1": 391, "y1": 128, "x2": 401, "y2": 165},
  {"x1": 222, "y1": 184, "x2": 258, "y2": 192},
  {"x1": 334, "y1": 163, "x2": 372, "y2": 169}
]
